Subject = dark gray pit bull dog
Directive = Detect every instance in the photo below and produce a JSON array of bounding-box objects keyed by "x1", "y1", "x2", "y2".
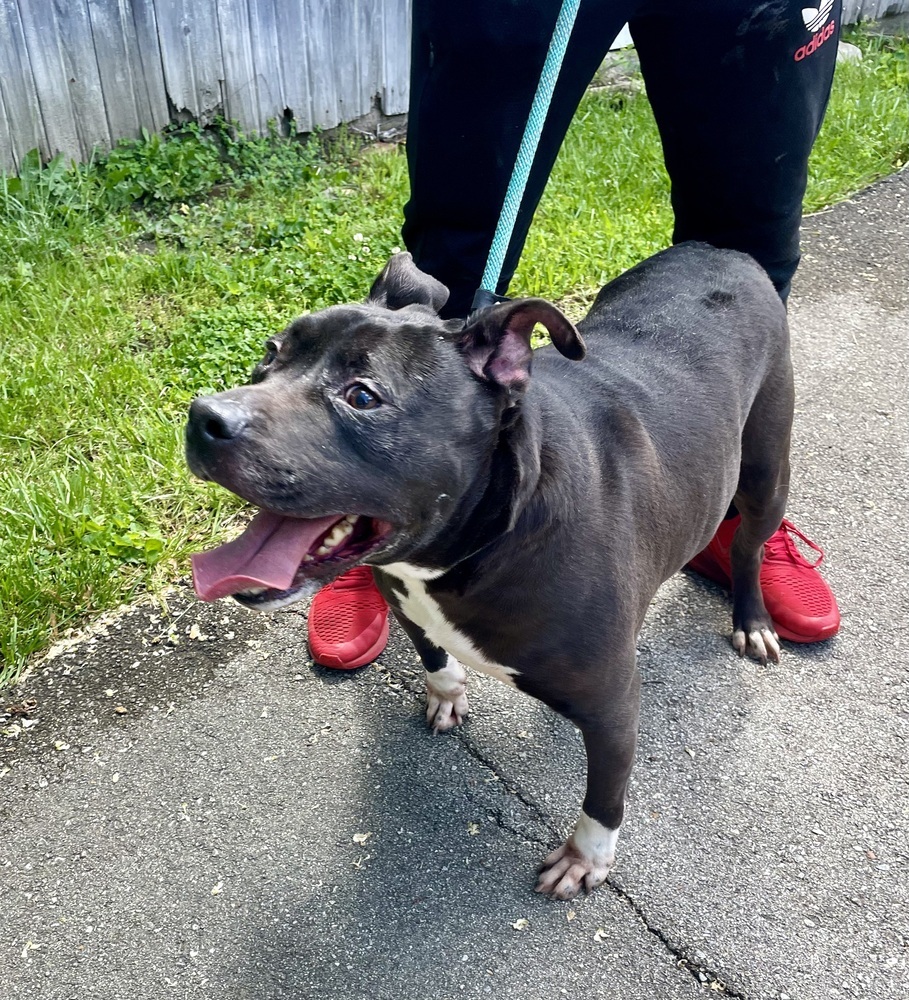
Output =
[{"x1": 186, "y1": 243, "x2": 793, "y2": 900}]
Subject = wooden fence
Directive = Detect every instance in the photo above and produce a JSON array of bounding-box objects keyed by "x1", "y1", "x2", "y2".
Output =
[
  {"x1": 843, "y1": 0, "x2": 909, "y2": 19},
  {"x1": 0, "y1": 0, "x2": 906, "y2": 174},
  {"x1": 0, "y1": 0, "x2": 410, "y2": 173}
]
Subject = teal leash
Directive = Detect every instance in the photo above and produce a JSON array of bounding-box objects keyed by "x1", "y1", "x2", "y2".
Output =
[{"x1": 470, "y1": 0, "x2": 583, "y2": 314}]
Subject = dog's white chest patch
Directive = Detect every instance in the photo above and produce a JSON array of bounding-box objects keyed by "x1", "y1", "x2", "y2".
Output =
[{"x1": 380, "y1": 563, "x2": 519, "y2": 687}]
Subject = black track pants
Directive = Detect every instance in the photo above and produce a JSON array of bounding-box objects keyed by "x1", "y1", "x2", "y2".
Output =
[{"x1": 402, "y1": 0, "x2": 841, "y2": 316}]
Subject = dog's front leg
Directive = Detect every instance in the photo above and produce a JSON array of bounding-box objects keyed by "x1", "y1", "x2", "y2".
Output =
[
  {"x1": 389, "y1": 607, "x2": 469, "y2": 733},
  {"x1": 534, "y1": 653, "x2": 640, "y2": 900}
]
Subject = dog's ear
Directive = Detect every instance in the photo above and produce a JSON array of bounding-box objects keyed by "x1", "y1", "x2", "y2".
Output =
[
  {"x1": 458, "y1": 299, "x2": 585, "y2": 394},
  {"x1": 367, "y1": 252, "x2": 450, "y2": 313}
]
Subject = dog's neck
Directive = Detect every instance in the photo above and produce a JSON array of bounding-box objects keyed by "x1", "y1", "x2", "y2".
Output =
[{"x1": 392, "y1": 398, "x2": 546, "y2": 574}]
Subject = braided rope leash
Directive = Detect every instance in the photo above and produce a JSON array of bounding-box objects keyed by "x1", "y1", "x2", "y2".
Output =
[{"x1": 471, "y1": 0, "x2": 583, "y2": 314}]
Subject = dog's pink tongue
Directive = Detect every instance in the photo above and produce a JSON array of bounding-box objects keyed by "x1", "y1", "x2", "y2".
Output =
[{"x1": 191, "y1": 510, "x2": 340, "y2": 601}]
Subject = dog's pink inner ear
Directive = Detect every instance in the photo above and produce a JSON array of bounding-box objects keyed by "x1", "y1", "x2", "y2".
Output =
[
  {"x1": 483, "y1": 328, "x2": 533, "y2": 387},
  {"x1": 460, "y1": 299, "x2": 585, "y2": 392}
]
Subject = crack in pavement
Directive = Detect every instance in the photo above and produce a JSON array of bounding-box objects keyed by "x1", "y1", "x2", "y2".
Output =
[{"x1": 372, "y1": 656, "x2": 750, "y2": 998}]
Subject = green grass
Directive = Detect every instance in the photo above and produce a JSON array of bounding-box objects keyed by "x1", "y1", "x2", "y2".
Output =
[{"x1": 1, "y1": 28, "x2": 906, "y2": 686}]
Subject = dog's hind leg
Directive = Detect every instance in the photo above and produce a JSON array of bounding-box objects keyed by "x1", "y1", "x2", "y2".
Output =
[{"x1": 730, "y1": 363, "x2": 795, "y2": 662}]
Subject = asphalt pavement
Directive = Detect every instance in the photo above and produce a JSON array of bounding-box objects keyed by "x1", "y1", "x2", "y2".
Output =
[{"x1": 2, "y1": 168, "x2": 906, "y2": 1000}]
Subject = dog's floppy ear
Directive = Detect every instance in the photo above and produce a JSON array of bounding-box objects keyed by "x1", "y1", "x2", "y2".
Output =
[
  {"x1": 367, "y1": 252, "x2": 450, "y2": 313},
  {"x1": 458, "y1": 298, "x2": 585, "y2": 394}
]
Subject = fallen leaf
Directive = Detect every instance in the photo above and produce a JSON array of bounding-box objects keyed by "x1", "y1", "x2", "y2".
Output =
[
  {"x1": 566, "y1": 910, "x2": 577, "y2": 922},
  {"x1": 511, "y1": 918, "x2": 529, "y2": 931},
  {"x1": 4, "y1": 698, "x2": 37, "y2": 718},
  {"x1": 53, "y1": 740, "x2": 70, "y2": 752},
  {"x1": 353, "y1": 832, "x2": 373, "y2": 845},
  {"x1": 594, "y1": 927, "x2": 608, "y2": 942},
  {"x1": 211, "y1": 881, "x2": 223, "y2": 895},
  {"x1": 467, "y1": 822, "x2": 480, "y2": 836}
]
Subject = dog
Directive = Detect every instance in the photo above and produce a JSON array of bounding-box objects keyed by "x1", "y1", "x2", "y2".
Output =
[{"x1": 185, "y1": 243, "x2": 793, "y2": 900}]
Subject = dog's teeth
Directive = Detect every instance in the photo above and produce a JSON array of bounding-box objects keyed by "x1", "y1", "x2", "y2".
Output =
[
  {"x1": 239, "y1": 586, "x2": 267, "y2": 596},
  {"x1": 305, "y1": 517, "x2": 358, "y2": 562},
  {"x1": 322, "y1": 520, "x2": 355, "y2": 550}
]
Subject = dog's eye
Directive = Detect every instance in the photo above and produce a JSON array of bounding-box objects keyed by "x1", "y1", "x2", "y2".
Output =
[{"x1": 344, "y1": 383, "x2": 381, "y2": 410}]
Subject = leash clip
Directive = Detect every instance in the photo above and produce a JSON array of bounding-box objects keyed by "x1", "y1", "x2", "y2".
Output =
[{"x1": 469, "y1": 287, "x2": 512, "y2": 319}]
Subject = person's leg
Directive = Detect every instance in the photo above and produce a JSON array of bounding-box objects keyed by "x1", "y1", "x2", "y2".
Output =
[
  {"x1": 630, "y1": 0, "x2": 840, "y2": 301},
  {"x1": 309, "y1": 0, "x2": 633, "y2": 668},
  {"x1": 403, "y1": 0, "x2": 633, "y2": 317},
  {"x1": 631, "y1": 0, "x2": 841, "y2": 639}
]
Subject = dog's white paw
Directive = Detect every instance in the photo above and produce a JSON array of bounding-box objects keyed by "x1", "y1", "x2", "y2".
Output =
[
  {"x1": 426, "y1": 689, "x2": 469, "y2": 732},
  {"x1": 535, "y1": 813, "x2": 618, "y2": 900},
  {"x1": 732, "y1": 626, "x2": 781, "y2": 663},
  {"x1": 425, "y1": 656, "x2": 469, "y2": 733}
]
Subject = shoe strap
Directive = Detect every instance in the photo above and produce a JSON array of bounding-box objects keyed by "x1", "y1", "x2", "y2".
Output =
[{"x1": 765, "y1": 519, "x2": 825, "y2": 569}]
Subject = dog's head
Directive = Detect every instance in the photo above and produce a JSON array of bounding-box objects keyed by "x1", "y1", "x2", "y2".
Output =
[{"x1": 186, "y1": 253, "x2": 584, "y2": 610}]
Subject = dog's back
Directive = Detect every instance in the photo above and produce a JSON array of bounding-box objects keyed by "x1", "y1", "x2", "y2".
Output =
[{"x1": 523, "y1": 242, "x2": 790, "y2": 586}]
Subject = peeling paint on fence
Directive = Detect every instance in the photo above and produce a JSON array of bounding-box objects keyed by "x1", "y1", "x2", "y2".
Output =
[{"x1": 0, "y1": 0, "x2": 411, "y2": 172}]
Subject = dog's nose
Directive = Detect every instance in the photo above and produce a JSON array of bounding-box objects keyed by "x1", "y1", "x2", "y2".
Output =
[{"x1": 189, "y1": 396, "x2": 250, "y2": 442}]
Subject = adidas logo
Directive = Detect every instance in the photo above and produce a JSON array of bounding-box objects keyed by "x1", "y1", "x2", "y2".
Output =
[
  {"x1": 801, "y1": 1, "x2": 834, "y2": 32},
  {"x1": 794, "y1": 18, "x2": 836, "y2": 61}
]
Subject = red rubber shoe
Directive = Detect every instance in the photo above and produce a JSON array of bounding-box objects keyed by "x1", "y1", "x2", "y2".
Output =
[
  {"x1": 687, "y1": 516, "x2": 840, "y2": 643},
  {"x1": 307, "y1": 566, "x2": 390, "y2": 669}
]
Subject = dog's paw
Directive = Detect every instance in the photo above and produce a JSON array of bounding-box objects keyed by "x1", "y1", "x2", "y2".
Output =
[
  {"x1": 535, "y1": 840, "x2": 613, "y2": 900},
  {"x1": 535, "y1": 813, "x2": 618, "y2": 900},
  {"x1": 426, "y1": 688, "x2": 469, "y2": 732},
  {"x1": 424, "y1": 657, "x2": 469, "y2": 733},
  {"x1": 732, "y1": 624, "x2": 781, "y2": 663}
]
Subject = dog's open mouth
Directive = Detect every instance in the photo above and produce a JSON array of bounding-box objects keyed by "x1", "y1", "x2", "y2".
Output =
[{"x1": 191, "y1": 509, "x2": 392, "y2": 607}]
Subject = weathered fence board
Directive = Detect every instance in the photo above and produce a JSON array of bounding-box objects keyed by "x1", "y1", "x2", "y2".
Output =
[
  {"x1": 379, "y1": 0, "x2": 408, "y2": 121},
  {"x1": 15, "y1": 0, "x2": 82, "y2": 163},
  {"x1": 55, "y1": 0, "x2": 112, "y2": 154},
  {"x1": 0, "y1": 0, "x2": 905, "y2": 174},
  {"x1": 843, "y1": 0, "x2": 907, "y2": 20},
  {"x1": 128, "y1": 0, "x2": 171, "y2": 134},
  {"x1": 273, "y1": 0, "x2": 312, "y2": 132},
  {"x1": 87, "y1": 0, "x2": 143, "y2": 146},
  {"x1": 0, "y1": 0, "x2": 45, "y2": 165},
  {"x1": 216, "y1": 0, "x2": 259, "y2": 130},
  {"x1": 247, "y1": 0, "x2": 283, "y2": 128}
]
